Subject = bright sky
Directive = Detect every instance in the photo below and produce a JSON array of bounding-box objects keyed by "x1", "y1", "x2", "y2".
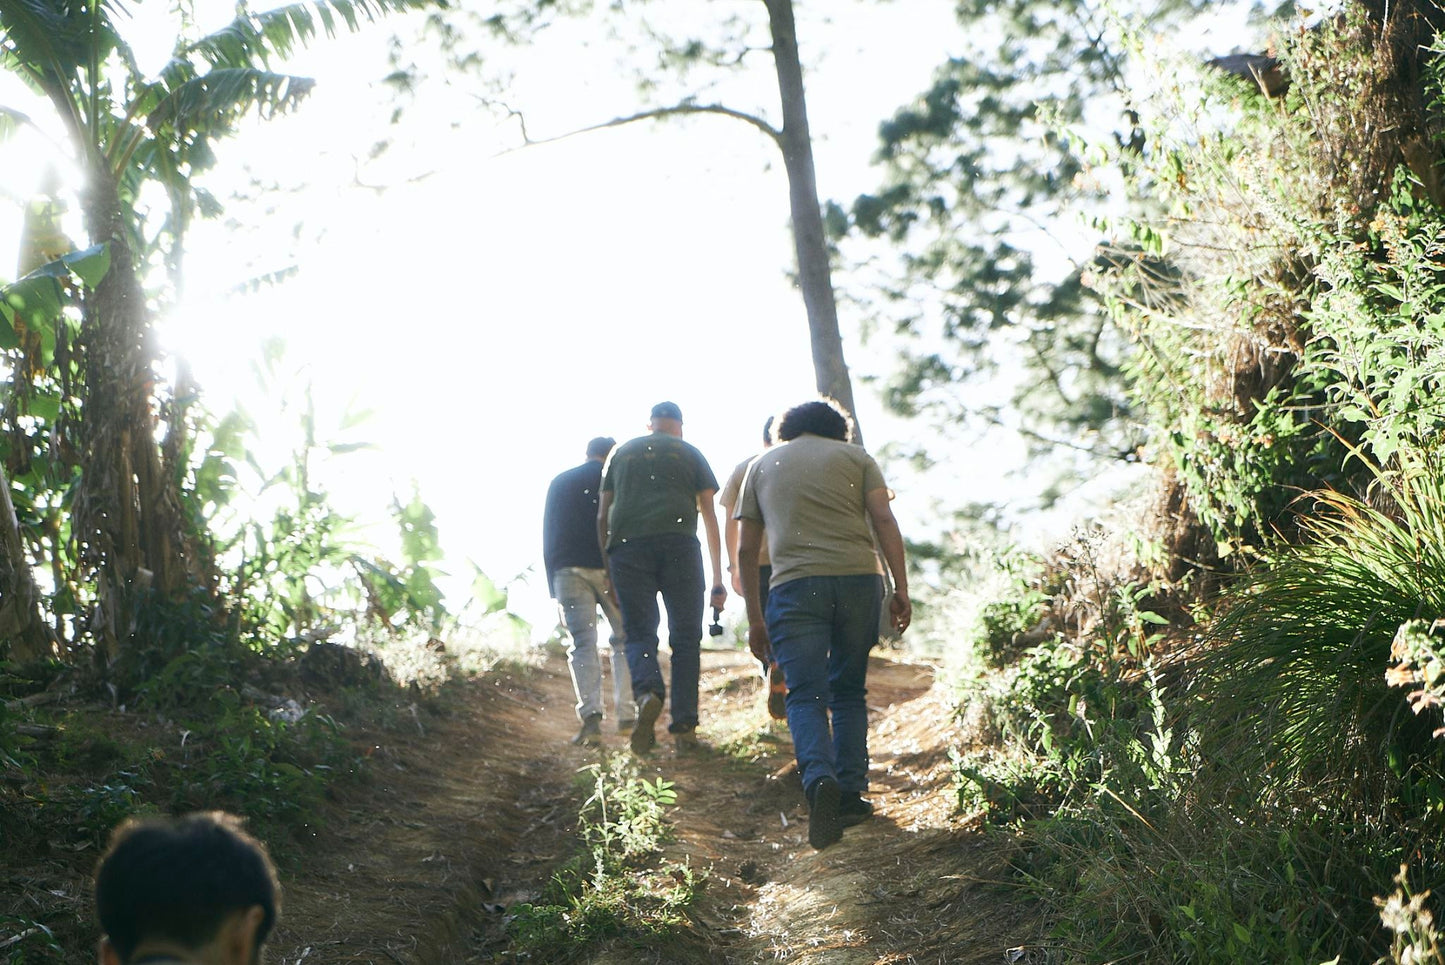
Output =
[
  {"x1": 0, "y1": 0, "x2": 974, "y2": 634},
  {"x1": 0, "y1": 1, "x2": 1259, "y2": 635}
]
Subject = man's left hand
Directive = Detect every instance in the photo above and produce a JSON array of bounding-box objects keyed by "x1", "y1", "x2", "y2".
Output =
[{"x1": 710, "y1": 584, "x2": 727, "y2": 609}]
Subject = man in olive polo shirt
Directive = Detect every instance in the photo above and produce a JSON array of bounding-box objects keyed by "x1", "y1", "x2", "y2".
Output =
[
  {"x1": 736, "y1": 398, "x2": 911, "y2": 850},
  {"x1": 598, "y1": 401, "x2": 728, "y2": 755}
]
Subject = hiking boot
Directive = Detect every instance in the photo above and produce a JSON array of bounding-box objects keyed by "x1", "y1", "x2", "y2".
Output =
[
  {"x1": 839, "y1": 791, "x2": 874, "y2": 827},
  {"x1": 673, "y1": 729, "x2": 703, "y2": 754},
  {"x1": 766, "y1": 661, "x2": 787, "y2": 720},
  {"x1": 617, "y1": 718, "x2": 636, "y2": 735},
  {"x1": 571, "y1": 713, "x2": 603, "y2": 747},
  {"x1": 806, "y1": 777, "x2": 843, "y2": 850},
  {"x1": 630, "y1": 693, "x2": 663, "y2": 756}
]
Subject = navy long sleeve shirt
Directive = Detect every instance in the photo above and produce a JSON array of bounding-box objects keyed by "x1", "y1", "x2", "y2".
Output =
[{"x1": 542, "y1": 459, "x2": 607, "y2": 598}]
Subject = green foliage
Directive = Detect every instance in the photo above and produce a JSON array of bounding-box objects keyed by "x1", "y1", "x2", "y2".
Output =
[
  {"x1": 167, "y1": 692, "x2": 350, "y2": 836},
  {"x1": 949, "y1": 453, "x2": 1445, "y2": 961},
  {"x1": 0, "y1": 0, "x2": 441, "y2": 665},
  {"x1": 1306, "y1": 167, "x2": 1445, "y2": 464},
  {"x1": 507, "y1": 755, "x2": 701, "y2": 960},
  {"x1": 0, "y1": 915, "x2": 64, "y2": 964},
  {"x1": 1389, "y1": 619, "x2": 1445, "y2": 740},
  {"x1": 185, "y1": 343, "x2": 457, "y2": 647},
  {"x1": 0, "y1": 244, "x2": 109, "y2": 345},
  {"x1": 970, "y1": 553, "x2": 1053, "y2": 668},
  {"x1": 836, "y1": 0, "x2": 1233, "y2": 480},
  {"x1": 1088, "y1": 7, "x2": 1445, "y2": 554},
  {"x1": 70, "y1": 771, "x2": 154, "y2": 848},
  {"x1": 1203, "y1": 450, "x2": 1445, "y2": 798}
]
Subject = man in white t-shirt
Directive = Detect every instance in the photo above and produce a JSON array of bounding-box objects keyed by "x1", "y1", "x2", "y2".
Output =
[{"x1": 717, "y1": 415, "x2": 785, "y2": 719}]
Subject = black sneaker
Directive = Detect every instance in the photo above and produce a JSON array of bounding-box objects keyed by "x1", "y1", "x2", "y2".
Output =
[
  {"x1": 571, "y1": 713, "x2": 603, "y2": 747},
  {"x1": 617, "y1": 718, "x2": 636, "y2": 734},
  {"x1": 630, "y1": 693, "x2": 663, "y2": 755},
  {"x1": 839, "y1": 792, "x2": 874, "y2": 827},
  {"x1": 807, "y1": 777, "x2": 843, "y2": 850}
]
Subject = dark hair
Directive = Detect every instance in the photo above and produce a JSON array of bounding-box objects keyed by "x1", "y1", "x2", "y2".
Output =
[
  {"x1": 775, "y1": 399, "x2": 853, "y2": 443},
  {"x1": 762, "y1": 416, "x2": 775, "y2": 446},
  {"x1": 585, "y1": 436, "x2": 615, "y2": 459},
  {"x1": 94, "y1": 812, "x2": 281, "y2": 963}
]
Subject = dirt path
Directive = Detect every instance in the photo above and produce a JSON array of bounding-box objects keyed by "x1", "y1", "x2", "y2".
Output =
[{"x1": 268, "y1": 648, "x2": 1041, "y2": 964}]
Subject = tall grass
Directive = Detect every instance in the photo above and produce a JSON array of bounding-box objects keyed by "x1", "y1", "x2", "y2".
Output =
[
  {"x1": 949, "y1": 454, "x2": 1445, "y2": 962},
  {"x1": 1202, "y1": 452, "x2": 1445, "y2": 813}
]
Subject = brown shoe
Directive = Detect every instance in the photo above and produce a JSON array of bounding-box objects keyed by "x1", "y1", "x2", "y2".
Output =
[
  {"x1": 766, "y1": 661, "x2": 787, "y2": 720},
  {"x1": 571, "y1": 713, "x2": 603, "y2": 747},
  {"x1": 674, "y1": 729, "x2": 703, "y2": 754},
  {"x1": 630, "y1": 694, "x2": 662, "y2": 755}
]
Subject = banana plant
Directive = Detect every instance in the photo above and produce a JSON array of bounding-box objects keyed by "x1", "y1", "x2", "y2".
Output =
[{"x1": 0, "y1": 0, "x2": 438, "y2": 663}]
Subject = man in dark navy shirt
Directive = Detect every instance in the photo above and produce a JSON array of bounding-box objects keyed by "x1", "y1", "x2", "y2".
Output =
[{"x1": 544, "y1": 436, "x2": 637, "y2": 745}]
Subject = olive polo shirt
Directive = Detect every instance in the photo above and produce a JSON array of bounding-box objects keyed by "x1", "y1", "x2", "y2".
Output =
[{"x1": 600, "y1": 432, "x2": 719, "y2": 550}]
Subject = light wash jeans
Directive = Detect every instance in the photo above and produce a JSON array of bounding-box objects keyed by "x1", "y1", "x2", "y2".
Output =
[{"x1": 554, "y1": 567, "x2": 636, "y2": 723}]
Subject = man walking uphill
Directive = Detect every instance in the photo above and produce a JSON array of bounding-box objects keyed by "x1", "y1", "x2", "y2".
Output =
[
  {"x1": 736, "y1": 398, "x2": 911, "y2": 850},
  {"x1": 598, "y1": 402, "x2": 728, "y2": 756},
  {"x1": 544, "y1": 436, "x2": 637, "y2": 746}
]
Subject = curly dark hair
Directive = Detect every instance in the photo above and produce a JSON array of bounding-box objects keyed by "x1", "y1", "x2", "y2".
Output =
[{"x1": 775, "y1": 399, "x2": 854, "y2": 443}]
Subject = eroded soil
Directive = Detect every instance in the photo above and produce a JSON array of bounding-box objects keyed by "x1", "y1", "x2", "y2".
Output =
[
  {"x1": 1, "y1": 646, "x2": 1043, "y2": 963},
  {"x1": 270, "y1": 647, "x2": 1042, "y2": 964}
]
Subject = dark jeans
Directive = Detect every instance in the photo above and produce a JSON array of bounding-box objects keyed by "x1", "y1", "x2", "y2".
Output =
[
  {"x1": 608, "y1": 533, "x2": 705, "y2": 733},
  {"x1": 766, "y1": 574, "x2": 882, "y2": 794}
]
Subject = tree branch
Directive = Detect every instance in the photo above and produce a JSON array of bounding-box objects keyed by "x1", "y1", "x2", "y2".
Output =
[{"x1": 492, "y1": 101, "x2": 783, "y2": 156}]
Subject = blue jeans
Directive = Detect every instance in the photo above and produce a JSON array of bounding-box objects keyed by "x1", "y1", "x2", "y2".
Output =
[
  {"x1": 608, "y1": 534, "x2": 704, "y2": 733},
  {"x1": 554, "y1": 567, "x2": 636, "y2": 722},
  {"x1": 766, "y1": 574, "x2": 882, "y2": 794}
]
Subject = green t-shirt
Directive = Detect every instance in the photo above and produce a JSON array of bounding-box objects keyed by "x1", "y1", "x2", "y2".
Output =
[
  {"x1": 736, "y1": 434, "x2": 887, "y2": 586},
  {"x1": 601, "y1": 432, "x2": 719, "y2": 549}
]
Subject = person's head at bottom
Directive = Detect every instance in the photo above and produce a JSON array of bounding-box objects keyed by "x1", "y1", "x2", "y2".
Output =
[{"x1": 94, "y1": 811, "x2": 281, "y2": 965}]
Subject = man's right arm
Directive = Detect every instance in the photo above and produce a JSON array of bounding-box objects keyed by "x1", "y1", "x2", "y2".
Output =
[
  {"x1": 721, "y1": 501, "x2": 742, "y2": 595},
  {"x1": 596, "y1": 490, "x2": 613, "y2": 563},
  {"x1": 596, "y1": 490, "x2": 618, "y2": 605},
  {"x1": 738, "y1": 518, "x2": 769, "y2": 661},
  {"x1": 542, "y1": 478, "x2": 560, "y2": 596}
]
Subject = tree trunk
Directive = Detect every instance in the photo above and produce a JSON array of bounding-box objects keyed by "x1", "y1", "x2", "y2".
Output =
[
  {"x1": 76, "y1": 169, "x2": 195, "y2": 661},
  {"x1": 762, "y1": 0, "x2": 862, "y2": 438},
  {"x1": 0, "y1": 460, "x2": 58, "y2": 662}
]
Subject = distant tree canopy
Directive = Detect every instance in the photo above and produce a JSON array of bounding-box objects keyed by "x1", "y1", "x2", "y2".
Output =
[{"x1": 832, "y1": 0, "x2": 1286, "y2": 491}]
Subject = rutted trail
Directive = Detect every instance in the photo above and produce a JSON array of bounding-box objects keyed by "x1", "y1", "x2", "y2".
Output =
[{"x1": 268, "y1": 648, "x2": 1042, "y2": 964}]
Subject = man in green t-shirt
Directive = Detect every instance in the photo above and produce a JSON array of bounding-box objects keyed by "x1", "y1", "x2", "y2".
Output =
[{"x1": 598, "y1": 401, "x2": 728, "y2": 755}]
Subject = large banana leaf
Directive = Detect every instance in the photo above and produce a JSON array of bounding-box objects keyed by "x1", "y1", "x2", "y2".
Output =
[
  {"x1": 0, "y1": 243, "x2": 109, "y2": 350},
  {"x1": 147, "y1": 66, "x2": 315, "y2": 132},
  {"x1": 0, "y1": 103, "x2": 28, "y2": 142},
  {"x1": 181, "y1": 0, "x2": 438, "y2": 73},
  {"x1": 0, "y1": 0, "x2": 126, "y2": 104}
]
